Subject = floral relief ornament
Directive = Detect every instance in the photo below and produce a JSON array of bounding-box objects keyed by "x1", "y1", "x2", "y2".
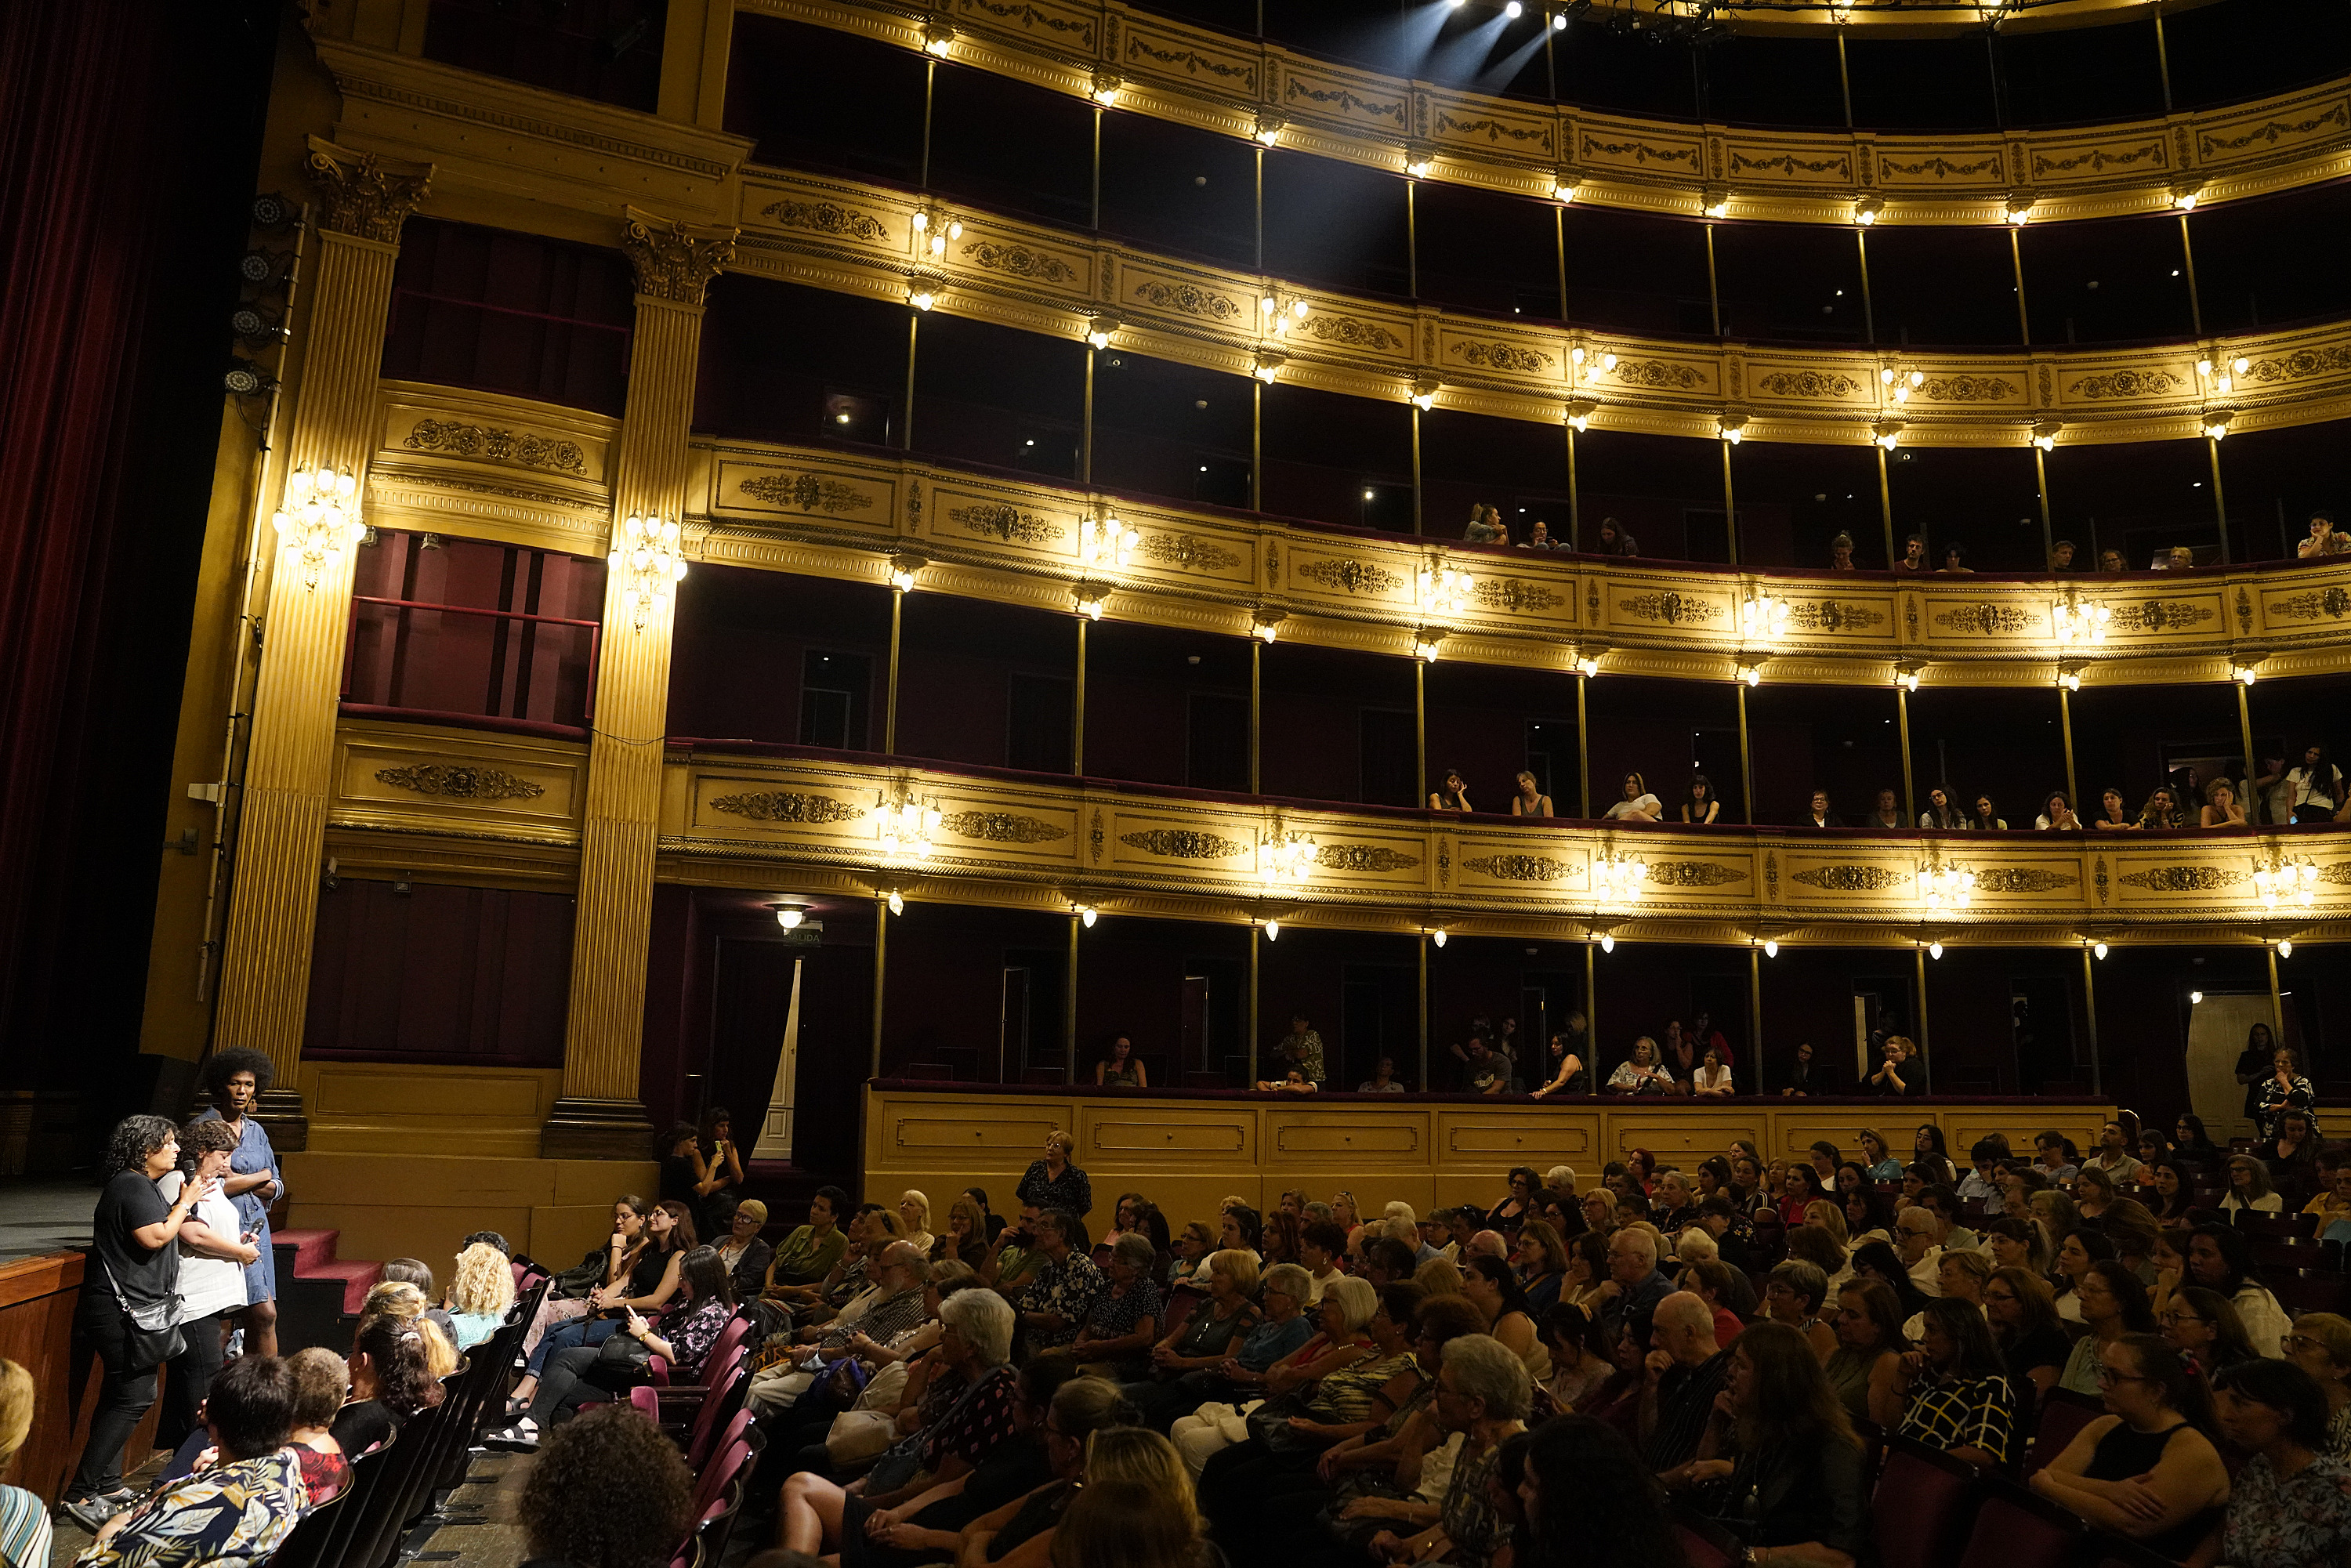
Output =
[
  {"x1": 622, "y1": 207, "x2": 737, "y2": 304},
  {"x1": 305, "y1": 137, "x2": 433, "y2": 244}
]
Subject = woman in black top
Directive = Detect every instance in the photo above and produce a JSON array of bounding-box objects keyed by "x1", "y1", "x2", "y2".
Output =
[
  {"x1": 2030, "y1": 1334, "x2": 2229, "y2": 1563},
  {"x1": 60, "y1": 1117, "x2": 212, "y2": 1520},
  {"x1": 1666, "y1": 1320, "x2": 1866, "y2": 1564},
  {"x1": 1429, "y1": 770, "x2": 1470, "y2": 813},
  {"x1": 1780, "y1": 1040, "x2": 1820, "y2": 1097}
]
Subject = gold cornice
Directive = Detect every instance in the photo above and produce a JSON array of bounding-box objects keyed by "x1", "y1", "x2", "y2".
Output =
[
  {"x1": 629, "y1": 746, "x2": 2351, "y2": 945},
  {"x1": 752, "y1": 0, "x2": 2351, "y2": 226},
  {"x1": 304, "y1": 136, "x2": 433, "y2": 243},
  {"x1": 682, "y1": 429, "x2": 2351, "y2": 680},
  {"x1": 313, "y1": 36, "x2": 754, "y2": 244},
  {"x1": 735, "y1": 165, "x2": 2351, "y2": 447}
]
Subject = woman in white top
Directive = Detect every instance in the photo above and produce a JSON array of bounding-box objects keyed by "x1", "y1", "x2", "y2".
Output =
[
  {"x1": 1603, "y1": 771, "x2": 1661, "y2": 822},
  {"x1": 1691, "y1": 1047, "x2": 1734, "y2": 1099},
  {"x1": 2221, "y1": 1155, "x2": 2285, "y2": 1216},
  {"x1": 1606, "y1": 1037, "x2": 1675, "y2": 1095},
  {"x1": 156, "y1": 1116, "x2": 258, "y2": 1452},
  {"x1": 1918, "y1": 784, "x2": 1962, "y2": 831},
  {"x1": 2036, "y1": 791, "x2": 2081, "y2": 830}
]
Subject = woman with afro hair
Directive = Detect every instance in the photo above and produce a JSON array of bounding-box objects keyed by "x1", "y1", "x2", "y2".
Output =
[{"x1": 194, "y1": 1047, "x2": 288, "y2": 1356}]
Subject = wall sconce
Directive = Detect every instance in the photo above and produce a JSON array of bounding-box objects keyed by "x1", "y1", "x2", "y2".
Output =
[
  {"x1": 273, "y1": 465, "x2": 365, "y2": 590},
  {"x1": 1921, "y1": 862, "x2": 1976, "y2": 911},
  {"x1": 921, "y1": 18, "x2": 955, "y2": 54},
  {"x1": 2056, "y1": 668, "x2": 2081, "y2": 692},
  {"x1": 1411, "y1": 630, "x2": 1444, "y2": 662},
  {"x1": 1089, "y1": 68, "x2": 1121, "y2": 104},
  {"x1": 2279, "y1": 939, "x2": 2295, "y2": 958},
  {"x1": 1719, "y1": 414, "x2": 1748, "y2": 445},
  {"x1": 1259, "y1": 289, "x2": 1310, "y2": 335},
  {"x1": 1568, "y1": 346, "x2": 1618, "y2": 374},
  {"x1": 1929, "y1": 940, "x2": 1945, "y2": 959},
  {"x1": 888, "y1": 552, "x2": 927, "y2": 594},
  {"x1": 1074, "y1": 585, "x2": 1107, "y2": 621},
  {"x1": 1564, "y1": 398, "x2": 1597, "y2": 433},
  {"x1": 2172, "y1": 183, "x2": 2203, "y2": 212},
  {"x1": 772, "y1": 903, "x2": 806, "y2": 929},
  {"x1": 610, "y1": 513, "x2": 686, "y2": 627},
  {"x1": 2197, "y1": 355, "x2": 2250, "y2": 396},
  {"x1": 1259, "y1": 918, "x2": 1281, "y2": 941},
  {"x1": 877, "y1": 791, "x2": 941, "y2": 860},
  {"x1": 1598, "y1": 932, "x2": 1615, "y2": 953},
  {"x1": 1252, "y1": 350, "x2": 1285, "y2": 384},
  {"x1": 2204, "y1": 414, "x2": 2233, "y2": 440},
  {"x1": 1404, "y1": 143, "x2": 1434, "y2": 179},
  {"x1": 2032, "y1": 419, "x2": 2063, "y2": 452},
  {"x1": 911, "y1": 208, "x2": 962, "y2": 259},
  {"x1": 1085, "y1": 313, "x2": 1119, "y2": 350},
  {"x1": 1739, "y1": 592, "x2": 1788, "y2": 643},
  {"x1": 1070, "y1": 901, "x2": 1098, "y2": 927},
  {"x1": 1575, "y1": 652, "x2": 1600, "y2": 678},
  {"x1": 1734, "y1": 663, "x2": 1762, "y2": 687},
  {"x1": 1893, "y1": 665, "x2": 1922, "y2": 693},
  {"x1": 2253, "y1": 856, "x2": 2318, "y2": 911},
  {"x1": 1410, "y1": 378, "x2": 1440, "y2": 412},
  {"x1": 1417, "y1": 562, "x2": 1473, "y2": 617},
  {"x1": 1253, "y1": 110, "x2": 1284, "y2": 147},
  {"x1": 1252, "y1": 612, "x2": 1284, "y2": 644},
  {"x1": 2233, "y1": 663, "x2": 2259, "y2": 686},
  {"x1": 2052, "y1": 593, "x2": 2109, "y2": 646},
  {"x1": 2091, "y1": 939, "x2": 2109, "y2": 959},
  {"x1": 1701, "y1": 187, "x2": 1730, "y2": 218},
  {"x1": 1258, "y1": 827, "x2": 1318, "y2": 887},
  {"x1": 1592, "y1": 850, "x2": 1645, "y2": 904},
  {"x1": 1853, "y1": 194, "x2": 1882, "y2": 227},
  {"x1": 1553, "y1": 172, "x2": 1580, "y2": 203},
  {"x1": 1429, "y1": 927, "x2": 1447, "y2": 948},
  {"x1": 1760, "y1": 936, "x2": 1778, "y2": 958},
  {"x1": 1079, "y1": 512, "x2": 1136, "y2": 570},
  {"x1": 2004, "y1": 194, "x2": 2034, "y2": 225},
  {"x1": 1873, "y1": 418, "x2": 1904, "y2": 451},
  {"x1": 908, "y1": 281, "x2": 937, "y2": 311},
  {"x1": 887, "y1": 888, "x2": 905, "y2": 916},
  {"x1": 1878, "y1": 365, "x2": 1925, "y2": 406}
]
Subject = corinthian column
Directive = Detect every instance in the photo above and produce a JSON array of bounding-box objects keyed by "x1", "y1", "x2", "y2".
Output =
[
  {"x1": 212, "y1": 139, "x2": 432, "y2": 1146},
  {"x1": 541, "y1": 208, "x2": 735, "y2": 1160}
]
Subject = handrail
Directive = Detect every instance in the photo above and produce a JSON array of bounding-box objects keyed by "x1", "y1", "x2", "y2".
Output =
[{"x1": 341, "y1": 594, "x2": 603, "y2": 726}]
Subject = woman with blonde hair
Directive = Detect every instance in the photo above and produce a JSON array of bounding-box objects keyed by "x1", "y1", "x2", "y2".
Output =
[
  {"x1": 0, "y1": 1359, "x2": 47, "y2": 1568},
  {"x1": 1049, "y1": 1447, "x2": 1198, "y2": 1568},
  {"x1": 1415, "y1": 1255, "x2": 1464, "y2": 1297},
  {"x1": 896, "y1": 1190, "x2": 936, "y2": 1255},
  {"x1": 2283, "y1": 1311, "x2": 2351, "y2": 1454},
  {"x1": 360, "y1": 1280, "x2": 458, "y2": 1376},
  {"x1": 955, "y1": 1377, "x2": 1146, "y2": 1568},
  {"x1": 934, "y1": 1192, "x2": 991, "y2": 1269},
  {"x1": 447, "y1": 1241, "x2": 516, "y2": 1351}
]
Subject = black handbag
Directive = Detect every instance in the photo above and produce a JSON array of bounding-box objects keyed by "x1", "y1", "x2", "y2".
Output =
[
  {"x1": 99, "y1": 1260, "x2": 184, "y2": 1371},
  {"x1": 596, "y1": 1332, "x2": 654, "y2": 1376}
]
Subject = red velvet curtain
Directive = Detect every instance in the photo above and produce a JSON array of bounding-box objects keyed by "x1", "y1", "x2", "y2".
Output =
[{"x1": 0, "y1": 2, "x2": 274, "y2": 1096}]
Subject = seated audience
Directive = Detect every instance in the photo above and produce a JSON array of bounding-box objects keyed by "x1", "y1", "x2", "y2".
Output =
[
  {"x1": 446, "y1": 1239, "x2": 516, "y2": 1351},
  {"x1": 74, "y1": 1355, "x2": 306, "y2": 1568},
  {"x1": 2059, "y1": 1260, "x2": 2157, "y2": 1396},
  {"x1": 1360, "y1": 1334, "x2": 1531, "y2": 1568},
  {"x1": 331, "y1": 1306, "x2": 445, "y2": 1456},
  {"x1": 1667, "y1": 1321, "x2": 1866, "y2": 1566},
  {"x1": 2212, "y1": 1358, "x2": 2351, "y2": 1568},
  {"x1": 2030, "y1": 1334, "x2": 2230, "y2": 1563},
  {"x1": 1603, "y1": 772, "x2": 1661, "y2": 822},
  {"x1": 1893, "y1": 1298, "x2": 2014, "y2": 1467},
  {"x1": 1984, "y1": 1266, "x2": 2069, "y2": 1396},
  {"x1": 0, "y1": 1360, "x2": 49, "y2": 1568},
  {"x1": 490, "y1": 1244, "x2": 736, "y2": 1448},
  {"x1": 1172, "y1": 1275, "x2": 1375, "y2": 1474},
  {"x1": 1825, "y1": 1279, "x2": 1906, "y2": 1429},
  {"x1": 1429, "y1": 769, "x2": 1470, "y2": 813},
  {"x1": 2177, "y1": 1222, "x2": 2291, "y2": 1357},
  {"x1": 1639, "y1": 1291, "x2": 1730, "y2": 1473},
  {"x1": 1074, "y1": 1235, "x2": 1164, "y2": 1378},
  {"x1": 284, "y1": 1348, "x2": 352, "y2": 1503},
  {"x1": 1518, "y1": 1414, "x2": 1684, "y2": 1568},
  {"x1": 1048, "y1": 1473, "x2": 1199, "y2": 1568},
  {"x1": 2164, "y1": 1286, "x2": 2259, "y2": 1378},
  {"x1": 518, "y1": 1403, "x2": 694, "y2": 1568},
  {"x1": 1682, "y1": 773, "x2": 1722, "y2": 824},
  {"x1": 1509, "y1": 770, "x2": 1552, "y2": 817}
]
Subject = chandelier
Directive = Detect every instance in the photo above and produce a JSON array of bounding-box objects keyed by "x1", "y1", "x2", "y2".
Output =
[
  {"x1": 1739, "y1": 591, "x2": 1788, "y2": 644},
  {"x1": 1079, "y1": 513, "x2": 1135, "y2": 570},
  {"x1": 1418, "y1": 563, "x2": 1474, "y2": 617},
  {"x1": 1258, "y1": 827, "x2": 1318, "y2": 886},
  {"x1": 273, "y1": 465, "x2": 364, "y2": 590},
  {"x1": 2052, "y1": 595, "x2": 2110, "y2": 646},
  {"x1": 610, "y1": 514, "x2": 686, "y2": 628}
]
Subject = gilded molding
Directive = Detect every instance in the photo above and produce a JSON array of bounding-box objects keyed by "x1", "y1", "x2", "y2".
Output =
[
  {"x1": 1463, "y1": 854, "x2": 1572, "y2": 882},
  {"x1": 1121, "y1": 828, "x2": 1248, "y2": 859},
  {"x1": 1317, "y1": 844, "x2": 1422, "y2": 872},
  {"x1": 952, "y1": 502, "x2": 1067, "y2": 544},
  {"x1": 2117, "y1": 865, "x2": 2248, "y2": 892},
  {"x1": 403, "y1": 418, "x2": 587, "y2": 476},
  {"x1": 940, "y1": 810, "x2": 1069, "y2": 843},
  {"x1": 1791, "y1": 865, "x2": 1908, "y2": 892},
  {"x1": 305, "y1": 136, "x2": 433, "y2": 243},
  {"x1": 622, "y1": 205, "x2": 738, "y2": 304},
  {"x1": 374, "y1": 763, "x2": 545, "y2": 801},
  {"x1": 753, "y1": 3, "x2": 2351, "y2": 227},
  {"x1": 709, "y1": 790, "x2": 868, "y2": 823},
  {"x1": 739, "y1": 471, "x2": 876, "y2": 513}
]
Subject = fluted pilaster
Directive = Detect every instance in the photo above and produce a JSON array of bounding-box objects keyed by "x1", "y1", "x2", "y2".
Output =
[
  {"x1": 543, "y1": 209, "x2": 734, "y2": 1159},
  {"x1": 212, "y1": 140, "x2": 431, "y2": 1145}
]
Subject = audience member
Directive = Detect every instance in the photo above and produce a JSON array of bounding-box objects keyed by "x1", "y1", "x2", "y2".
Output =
[
  {"x1": 73, "y1": 1355, "x2": 306, "y2": 1568},
  {"x1": 1671, "y1": 1321, "x2": 1866, "y2": 1565},
  {"x1": 1603, "y1": 772, "x2": 1661, "y2": 822},
  {"x1": 520, "y1": 1403, "x2": 694, "y2": 1568},
  {"x1": 1016, "y1": 1132, "x2": 1094, "y2": 1220},
  {"x1": 0, "y1": 1360, "x2": 48, "y2": 1568},
  {"x1": 1893, "y1": 1298, "x2": 2014, "y2": 1466},
  {"x1": 2030, "y1": 1334, "x2": 2229, "y2": 1562}
]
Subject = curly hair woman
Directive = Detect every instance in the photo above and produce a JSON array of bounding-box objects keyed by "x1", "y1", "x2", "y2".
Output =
[
  {"x1": 193, "y1": 1046, "x2": 287, "y2": 1356},
  {"x1": 520, "y1": 1403, "x2": 694, "y2": 1568}
]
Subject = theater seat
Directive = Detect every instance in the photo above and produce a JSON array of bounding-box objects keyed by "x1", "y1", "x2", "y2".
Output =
[
  {"x1": 2027, "y1": 1389, "x2": 2104, "y2": 1476},
  {"x1": 1874, "y1": 1437, "x2": 1980, "y2": 1568},
  {"x1": 1955, "y1": 1479, "x2": 2085, "y2": 1568}
]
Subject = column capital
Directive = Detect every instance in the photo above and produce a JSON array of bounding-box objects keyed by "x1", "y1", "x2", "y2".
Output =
[
  {"x1": 622, "y1": 205, "x2": 737, "y2": 305},
  {"x1": 304, "y1": 136, "x2": 434, "y2": 244}
]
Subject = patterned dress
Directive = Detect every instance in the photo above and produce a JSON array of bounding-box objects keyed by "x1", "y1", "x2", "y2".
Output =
[
  {"x1": 1019, "y1": 1254, "x2": 1107, "y2": 1350},
  {"x1": 73, "y1": 1450, "x2": 307, "y2": 1568},
  {"x1": 2222, "y1": 1450, "x2": 2351, "y2": 1568}
]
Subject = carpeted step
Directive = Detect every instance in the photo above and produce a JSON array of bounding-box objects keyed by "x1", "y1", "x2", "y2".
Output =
[
  {"x1": 307, "y1": 1258, "x2": 382, "y2": 1316},
  {"x1": 273, "y1": 1226, "x2": 341, "y2": 1275}
]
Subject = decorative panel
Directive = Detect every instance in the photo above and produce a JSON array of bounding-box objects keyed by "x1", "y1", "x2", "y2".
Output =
[{"x1": 331, "y1": 720, "x2": 588, "y2": 844}]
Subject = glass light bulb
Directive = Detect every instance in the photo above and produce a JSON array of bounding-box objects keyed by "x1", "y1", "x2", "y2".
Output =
[
  {"x1": 1762, "y1": 940, "x2": 1777, "y2": 958},
  {"x1": 1599, "y1": 935, "x2": 1614, "y2": 954},
  {"x1": 1263, "y1": 920, "x2": 1279, "y2": 941},
  {"x1": 888, "y1": 890, "x2": 904, "y2": 916},
  {"x1": 777, "y1": 909, "x2": 802, "y2": 929},
  {"x1": 1929, "y1": 942, "x2": 1943, "y2": 959}
]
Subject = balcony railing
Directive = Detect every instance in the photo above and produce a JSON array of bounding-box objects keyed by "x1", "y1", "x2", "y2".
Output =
[{"x1": 342, "y1": 594, "x2": 600, "y2": 740}]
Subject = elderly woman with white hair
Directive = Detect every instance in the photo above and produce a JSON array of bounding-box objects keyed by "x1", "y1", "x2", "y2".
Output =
[
  {"x1": 779, "y1": 1287, "x2": 1019, "y2": 1555},
  {"x1": 1364, "y1": 1334, "x2": 1533, "y2": 1568},
  {"x1": 1170, "y1": 1273, "x2": 1381, "y2": 1476}
]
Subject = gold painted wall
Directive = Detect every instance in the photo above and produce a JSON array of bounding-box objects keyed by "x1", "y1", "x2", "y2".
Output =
[{"x1": 862, "y1": 1085, "x2": 2114, "y2": 1230}]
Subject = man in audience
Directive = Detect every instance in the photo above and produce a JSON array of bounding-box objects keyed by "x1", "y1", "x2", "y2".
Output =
[
  {"x1": 1957, "y1": 1142, "x2": 2006, "y2": 1215},
  {"x1": 1894, "y1": 535, "x2": 1928, "y2": 572},
  {"x1": 518, "y1": 1403, "x2": 694, "y2": 1568},
  {"x1": 1272, "y1": 1014, "x2": 1324, "y2": 1085},
  {"x1": 1360, "y1": 1235, "x2": 1418, "y2": 1285},
  {"x1": 1895, "y1": 1206, "x2": 1946, "y2": 1298},
  {"x1": 2089, "y1": 1121, "x2": 2145, "y2": 1185},
  {"x1": 1639, "y1": 1291, "x2": 1730, "y2": 1473},
  {"x1": 1694, "y1": 1197, "x2": 1753, "y2": 1272},
  {"x1": 1465, "y1": 1231, "x2": 1509, "y2": 1263},
  {"x1": 1443, "y1": 1208, "x2": 1482, "y2": 1258},
  {"x1": 1599, "y1": 1227, "x2": 1673, "y2": 1348},
  {"x1": 770, "y1": 1186, "x2": 851, "y2": 1289},
  {"x1": 982, "y1": 1203, "x2": 1048, "y2": 1295},
  {"x1": 2051, "y1": 539, "x2": 2077, "y2": 570},
  {"x1": 1456, "y1": 1036, "x2": 1506, "y2": 1095}
]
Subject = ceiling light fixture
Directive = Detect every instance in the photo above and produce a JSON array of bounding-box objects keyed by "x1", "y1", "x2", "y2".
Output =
[
  {"x1": 2092, "y1": 940, "x2": 2109, "y2": 959},
  {"x1": 1254, "y1": 110, "x2": 1284, "y2": 147},
  {"x1": 1085, "y1": 313, "x2": 1119, "y2": 350}
]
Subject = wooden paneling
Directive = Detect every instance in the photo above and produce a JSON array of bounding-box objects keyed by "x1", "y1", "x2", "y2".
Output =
[{"x1": 0, "y1": 1253, "x2": 163, "y2": 1508}]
